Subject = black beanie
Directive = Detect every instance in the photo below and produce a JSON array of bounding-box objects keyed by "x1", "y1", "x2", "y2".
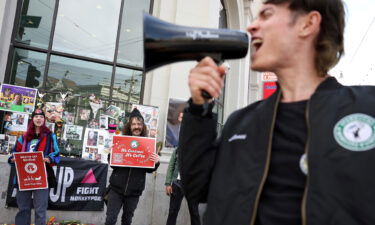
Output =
[
  {"x1": 129, "y1": 108, "x2": 144, "y2": 121},
  {"x1": 31, "y1": 108, "x2": 45, "y2": 118}
]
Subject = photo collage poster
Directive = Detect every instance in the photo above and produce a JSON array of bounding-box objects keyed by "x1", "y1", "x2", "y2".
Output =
[
  {"x1": 0, "y1": 84, "x2": 37, "y2": 114},
  {"x1": 165, "y1": 98, "x2": 187, "y2": 148},
  {"x1": 46, "y1": 122, "x2": 55, "y2": 133},
  {"x1": 3, "y1": 112, "x2": 29, "y2": 132},
  {"x1": 82, "y1": 128, "x2": 112, "y2": 163},
  {"x1": 63, "y1": 125, "x2": 83, "y2": 141},
  {"x1": 99, "y1": 115, "x2": 110, "y2": 129},
  {"x1": 62, "y1": 111, "x2": 75, "y2": 125},
  {"x1": 131, "y1": 104, "x2": 159, "y2": 138},
  {"x1": 44, "y1": 102, "x2": 64, "y2": 122},
  {"x1": 0, "y1": 134, "x2": 17, "y2": 155},
  {"x1": 79, "y1": 109, "x2": 91, "y2": 121}
]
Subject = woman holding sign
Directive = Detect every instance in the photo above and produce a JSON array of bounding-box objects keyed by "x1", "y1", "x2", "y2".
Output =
[{"x1": 8, "y1": 108, "x2": 60, "y2": 225}]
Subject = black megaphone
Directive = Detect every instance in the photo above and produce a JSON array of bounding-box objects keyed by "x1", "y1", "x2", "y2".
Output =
[{"x1": 143, "y1": 13, "x2": 249, "y2": 72}]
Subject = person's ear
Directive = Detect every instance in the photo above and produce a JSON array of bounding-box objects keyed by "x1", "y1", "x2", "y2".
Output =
[{"x1": 299, "y1": 11, "x2": 321, "y2": 38}]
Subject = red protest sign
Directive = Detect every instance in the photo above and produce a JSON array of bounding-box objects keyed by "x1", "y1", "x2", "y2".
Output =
[
  {"x1": 263, "y1": 81, "x2": 277, "y2": 99},
  {"x1": 14, "y1": 151, "x2": 48, "y2": 191},
  {"x1": 110, "y1": 135, "x2": 156, "y2": 168}
]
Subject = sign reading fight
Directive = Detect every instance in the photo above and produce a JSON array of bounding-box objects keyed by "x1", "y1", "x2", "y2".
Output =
[
  {"x1": 110, "y1": 135, "x2": 156, "y2": 168},
  {"x1": 14, "y1": 152, "x2": 48, "y2": 191}
]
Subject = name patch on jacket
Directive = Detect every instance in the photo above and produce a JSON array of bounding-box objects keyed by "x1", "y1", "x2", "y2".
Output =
[
  {"x1": 333, "y1": 113, "x2": 375, "y2": 151},
  {"x1": 228, "y1": 134, "x2": 247, "y2": 142}
]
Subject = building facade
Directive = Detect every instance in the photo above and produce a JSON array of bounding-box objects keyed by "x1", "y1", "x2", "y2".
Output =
[{"x1": 0, "y1": 0, "x2": 264, "y2": 224}]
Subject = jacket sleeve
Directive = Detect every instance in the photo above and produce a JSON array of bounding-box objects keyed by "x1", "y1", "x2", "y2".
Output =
[
  {"x1": 8, "y1": 136, "x2": 23, "y2": 164},
  {"x1": 48, "y1": 134, "x2": 60, "y2": 164},
  {"x1": 165, "y1": 149, "x2": 177, "y2": 185},
  {"x1": 146, "y1": 161, "x2": 160, "y2": 173},
  {"x1": 178, "y1": 99, "x2": 219, "y2": 204}
]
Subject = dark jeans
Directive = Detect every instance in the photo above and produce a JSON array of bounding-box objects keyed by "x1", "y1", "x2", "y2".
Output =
[
  {"x1": 15, "y1": 188, "x2": 49, "y2": 225},
  {"x1": 105, "y1": 189, "x2": 140, "y2": 225},
  {"x1": 166, "y1": 181, "x2": 201, "y2": 225}
]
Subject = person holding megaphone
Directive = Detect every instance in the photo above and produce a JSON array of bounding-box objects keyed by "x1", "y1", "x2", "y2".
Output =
[{"x1": 177, "y1": 0, "x2": 375, "y2": 225}]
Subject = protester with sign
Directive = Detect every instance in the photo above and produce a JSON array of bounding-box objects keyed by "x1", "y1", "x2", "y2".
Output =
[
  {"x1": 105, "y1": 108, "x2": 160, "y2": 225},
  {"x1": 178, "y1": 0, "x2": 373, "y2": 225},
  {"x1": 8, "y1": 108, "x2": 60, "y2": 225}
]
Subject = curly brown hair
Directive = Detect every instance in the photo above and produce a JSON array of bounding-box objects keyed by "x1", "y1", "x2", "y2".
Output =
[
  {"x1": 264, "y1": 0, "x2": 345, "y2": 77},
  {"x1": 123, "y1": 117, "x2": 148, "y2": 137}
]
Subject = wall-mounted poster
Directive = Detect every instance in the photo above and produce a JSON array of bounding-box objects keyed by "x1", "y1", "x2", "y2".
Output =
[
  {"x1": 79, "y1": 109, "x2": 91, "y2": 120},
  {"x1": 63, "y1": 125, "x2": 83, "y2": 140},
  {"x1": 131, "y1": 104, "x2": 159, "y2": 138},
  {"x1": 99, "y1": 115, "x2": 109, "y2": 129},
  {"x1": 0, "y1": 84, "x2": 37, "y2": 113},
  {"x1": 0, "y1": 135, "x2": 17, "y2": 155},
  {"x1": 104, "y1": 105, "x2": 122, "y2": 119},
  {"x1": 165, "y1": 98, "x2": 187, "y2": 148},
  {"x1": 62, "y1": 111, "x2": 75, "y2": 124},
  {"x1": 0, "y1": 134, "x2": 7, "y2": 154},
  {"x1": 88, "y1": 119, "x2": 100, "y2": 129},
  {"x1": 44, "y1": 102, "x2": 64, "y2": 122},
  {"x1": 8, "y1": 135, "x2": 17, "y2": 153},
  {"x1": 82, "y1": 128, "x2": 112, "y2": 163},
  {"x1": 5, "y1": 112, "x2": 29, "y2": 132},
  {"x1": 46, "y1": 122, "x2": 55, "y2": 133}
]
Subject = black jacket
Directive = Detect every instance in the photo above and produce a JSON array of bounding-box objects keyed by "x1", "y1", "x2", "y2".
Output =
[
  {"x1": 109, "y1": 163, "x2": 159, "y2": 196},
  {"x1": 179, "y1": 77, "x2": 375, "y2": 225}
]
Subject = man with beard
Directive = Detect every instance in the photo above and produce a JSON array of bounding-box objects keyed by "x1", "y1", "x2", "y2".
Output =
[{"x1": 105, "y1": 108, "x2": 160, "y2": 225}]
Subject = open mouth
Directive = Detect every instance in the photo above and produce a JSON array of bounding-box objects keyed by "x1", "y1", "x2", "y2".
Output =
[{"x1": 251, "y1": 39, "x2": 263, "y2": 51}]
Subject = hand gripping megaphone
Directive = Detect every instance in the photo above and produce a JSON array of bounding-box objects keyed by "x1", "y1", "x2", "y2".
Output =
[{"x1": 143, "y1": 13, "x2": 249, "y2": 72}]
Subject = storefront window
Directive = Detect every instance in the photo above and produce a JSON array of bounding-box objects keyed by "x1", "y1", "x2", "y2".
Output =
[
  {"x1": 14, "y1": 0, "x2": 55, "y2": 49},
  {"x1": 53, "y1": 0, "x2": 122, "y2": 61},
  {"x1": 112, "y1": 67, "x2": 142, "y2": 105},
  {"x1": 46, "y1": 55, "x2": 112, "y2": 101},
  {"x1": 116, "y1": 0, "x2": 151, "y2": 67},
  {"x1": 9, "y1": 48, "x2": 46, "y2": 88},
  {"x1": 5, "y1": 0, "x2": 151, "y2": 155}
]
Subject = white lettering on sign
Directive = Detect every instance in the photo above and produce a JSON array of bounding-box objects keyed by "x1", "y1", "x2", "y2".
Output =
[
  {"x1": 50, "y1": 166, "x2": 74, "y2": 203},
  {"x1": 262, "y1": 72, "x2": 277, "y2": 81},
  {"x1": 76, "y1": 187, "x2": 99, "y2": 195}
]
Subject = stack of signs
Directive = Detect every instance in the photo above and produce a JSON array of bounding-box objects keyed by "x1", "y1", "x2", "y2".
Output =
[
  {"x1": 110, "y1": 135, "x2": 156, "y2": 168},
  {"x1": 131, "y1": 104, "x2": 159, "y2": 138},
  {"x1": 0, "y1": 84, "x2": 37, "y2": 113},
  {"x1": 82, "y1": 128, "x2": 112, "y2": 163}
]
